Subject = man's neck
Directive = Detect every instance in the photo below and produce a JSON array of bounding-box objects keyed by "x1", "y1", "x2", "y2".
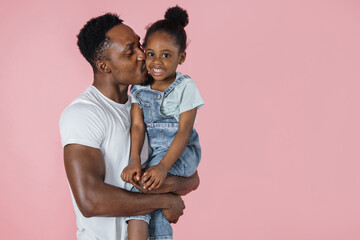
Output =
[{"x1": 93, "y1": 74, "x2": 129, "y2": 104}]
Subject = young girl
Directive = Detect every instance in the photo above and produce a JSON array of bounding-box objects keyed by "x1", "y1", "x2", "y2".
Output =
[{"x1": 121, "y1": 6, "x2": 204, "y2": 240}]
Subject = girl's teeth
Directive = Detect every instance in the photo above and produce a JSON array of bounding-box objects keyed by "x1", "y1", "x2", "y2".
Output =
[{"x1": 153, "y1": 69, "x2": 164, "y2": 72}]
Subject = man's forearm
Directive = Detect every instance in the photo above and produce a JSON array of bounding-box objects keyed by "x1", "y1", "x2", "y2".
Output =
[
  {"x1": 137, "y1": 171, "x2": 200, "y2": 196},
  {"x1": 75, "y1": 181, "x2": 170, "y2": 218},
  {"x1": 168, "y1": 172, "x2": 200, "y2": 195}
]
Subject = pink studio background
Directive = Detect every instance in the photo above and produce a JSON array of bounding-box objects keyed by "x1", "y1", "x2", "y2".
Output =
[{"x1": 1, "y1": 0, "x2": 359, "y2": 239}]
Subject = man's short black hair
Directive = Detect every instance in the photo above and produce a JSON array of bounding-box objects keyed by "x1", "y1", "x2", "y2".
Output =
[{"x1": 77, "y1": 13, "x2": 123, "y2": 70}]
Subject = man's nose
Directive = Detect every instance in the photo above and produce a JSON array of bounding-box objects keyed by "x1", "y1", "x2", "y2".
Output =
[{"x1": 137, "y1": 49, "x2": 145, "y2": 61}]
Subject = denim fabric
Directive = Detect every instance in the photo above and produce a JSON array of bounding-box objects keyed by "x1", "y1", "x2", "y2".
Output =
[{"x1": 126, "y1": 75, "x2": 201, "y2": 240}]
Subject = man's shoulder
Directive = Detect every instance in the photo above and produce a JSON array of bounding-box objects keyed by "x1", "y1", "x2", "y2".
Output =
[
  {"x1": 71, "y1": 86, "x2": 101, "y2": 105},
  {"x1": 59, "y1": 87, "x2": 109, "y2": 149},
  {"x1": 62, "y1": 101, "x2": 100, "y2": 118},
  {"x1": 60, "y1": 87, "x2": 106, "y2": 124},
  {"x1": 59, "y1": 103, "x2": 104, "y2": 133}
]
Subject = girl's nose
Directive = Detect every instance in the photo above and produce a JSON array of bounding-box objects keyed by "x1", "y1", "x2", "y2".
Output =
[{"x1": 153, "y1": 55, "x2": 162, "y2": 64}]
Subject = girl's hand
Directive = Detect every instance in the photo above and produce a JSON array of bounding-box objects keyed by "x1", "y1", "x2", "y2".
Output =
[
  {"x1": 141, "y1": 163, "x2": 168, "y2": 190},
  {"x1": 121, "y1": 162, "x2": 142, "y2": 185}
]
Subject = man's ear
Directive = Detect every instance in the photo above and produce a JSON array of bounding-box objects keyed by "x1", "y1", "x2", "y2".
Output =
[
  {"x1": 95, "y1": 60, "x2": 110, "y2": 73},
  {"x1": 179, "y1": 52, "x2": 186, "y2": 65}
]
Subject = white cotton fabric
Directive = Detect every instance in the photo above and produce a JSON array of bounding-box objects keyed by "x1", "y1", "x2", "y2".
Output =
[{"x1": 59, "y1": 85, "x2": 148, "y2": 240}]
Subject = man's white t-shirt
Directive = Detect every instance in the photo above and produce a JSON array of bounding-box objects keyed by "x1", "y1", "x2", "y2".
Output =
[{"x1": 59, "y1": 85, "x2": 148, "y2": 240}]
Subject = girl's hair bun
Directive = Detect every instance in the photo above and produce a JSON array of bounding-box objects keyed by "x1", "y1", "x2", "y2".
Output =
[{"x1": 164, "y1": 5, "x2": 189, "y2": 28}]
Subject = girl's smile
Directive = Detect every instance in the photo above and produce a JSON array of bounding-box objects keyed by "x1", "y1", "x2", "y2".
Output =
[{"x1": 151, "y1": 68, "x2": 165, "y2": 76}]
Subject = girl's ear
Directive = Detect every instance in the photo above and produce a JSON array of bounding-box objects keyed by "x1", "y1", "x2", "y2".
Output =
[{"x1": 179, "y1": 52, "x2": 186, "y2": 65}]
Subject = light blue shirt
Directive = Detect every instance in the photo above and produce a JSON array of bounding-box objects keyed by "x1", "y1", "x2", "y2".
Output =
[{"x1": 131, "y1": 72, "x2": 204, "y2": 121}]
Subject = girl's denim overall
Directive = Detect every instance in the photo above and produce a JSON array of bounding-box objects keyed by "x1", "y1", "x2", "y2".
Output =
[{"x1": 127, "y1": 75, "x2": 201, "y2": 240}]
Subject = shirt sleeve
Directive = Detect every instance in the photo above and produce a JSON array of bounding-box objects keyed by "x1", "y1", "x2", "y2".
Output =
[
  {"x1": 59, "y1": 103, "x2": 105, "y2": 149},
  {"x1": 130, "y1": 85, "x2": 139, "y2": 104},
  {"x1": 179, "y1": 79, "x2": 205, "y2": 114}
]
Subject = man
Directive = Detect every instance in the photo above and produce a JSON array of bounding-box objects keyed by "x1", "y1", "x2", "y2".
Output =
[{"x1": 59, "y1": 13, "x2": 199, "y2": 240}]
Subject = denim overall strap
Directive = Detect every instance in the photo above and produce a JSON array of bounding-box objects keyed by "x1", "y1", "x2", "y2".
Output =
[{"x1": 163, "y1": 74, "x2": 191, "y2": 98}]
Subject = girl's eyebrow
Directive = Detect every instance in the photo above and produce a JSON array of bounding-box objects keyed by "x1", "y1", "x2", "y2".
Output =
[{"x1": 146, "y1": 48, "x2": 173, "y2": 52}]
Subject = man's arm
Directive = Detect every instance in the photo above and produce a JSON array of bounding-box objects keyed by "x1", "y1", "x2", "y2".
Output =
[
  {"x1": 162, "y1": 172, "x2": 200, "y2": 196},
  {"x1": 64, "y1": 144, "x2": 184, "y2": 222},
  {"x1": 134, "y1": 171, "x2": 200, "y2": 196}
]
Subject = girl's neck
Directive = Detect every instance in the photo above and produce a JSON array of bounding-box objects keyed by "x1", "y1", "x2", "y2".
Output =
[{"x1": 150, "y1": 73, "x2": 176, "y2": 92}]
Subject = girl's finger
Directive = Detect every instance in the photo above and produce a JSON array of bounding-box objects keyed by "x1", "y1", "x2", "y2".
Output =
[
  {"x1": 150, "y1": 179, "x2": 160, "y2": 190},
  {"x1": 144, "y1": 176, "x2": 155, "y2": 189},
  {"x1": 141, "y1": 171, "x2": 150, "y2": 183}
]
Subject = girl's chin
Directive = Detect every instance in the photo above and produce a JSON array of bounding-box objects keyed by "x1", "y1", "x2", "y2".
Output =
[{"x1": 151, "y1": 75, "x2": 165, "y2": 81}]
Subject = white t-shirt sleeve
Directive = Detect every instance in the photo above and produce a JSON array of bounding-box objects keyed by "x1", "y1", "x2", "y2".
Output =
[
  {"x1": 130, "y1": 85, "x2": 139, "y2": 104},
  {"x1": 179, "y1": 79, "x2": 205, "y2": 114},
  {"x1": 59, "y1": 103, "x2": 105, "y2": 149},
  {"x1": 131, "y1": 96, "x2": 138, "y2": 104}
]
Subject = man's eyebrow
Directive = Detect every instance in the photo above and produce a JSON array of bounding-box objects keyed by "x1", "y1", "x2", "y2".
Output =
[
  {"x1": 124, "y1": 42, "x2": 135, "y2": 50},
  {"x1": 125, "y1": 36, "x2": 141, "y2": 49}
]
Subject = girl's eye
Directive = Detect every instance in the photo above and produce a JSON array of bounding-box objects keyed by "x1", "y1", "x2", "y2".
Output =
[
  {"x1": 147, "y1": 52, "x2": 155, "y2": 57},
  {"x1": 162, "y1": 54, "x2": 170, "y2": 58}
]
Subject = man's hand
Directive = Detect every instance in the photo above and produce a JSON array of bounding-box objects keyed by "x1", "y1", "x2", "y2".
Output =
[
  {"x1": 121, "y1": 161, "x2": 142, "y2": 185},
  {"x1": 141, "y1": 163, "x2": 168, "y2": 190},
  {"x1": 162, "y1": 194, "x2": 185, "y2": 223}
]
